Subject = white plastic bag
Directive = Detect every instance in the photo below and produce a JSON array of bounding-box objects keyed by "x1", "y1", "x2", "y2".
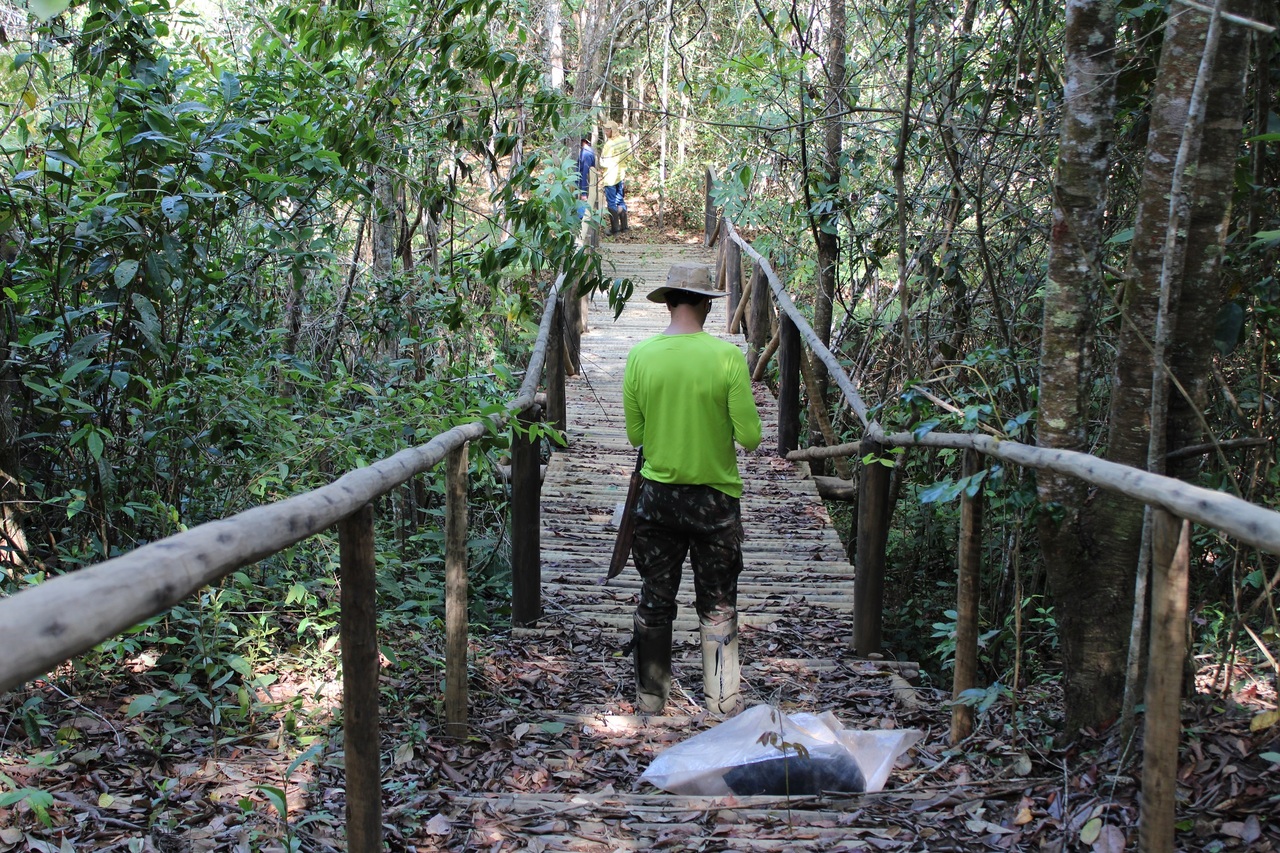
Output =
[{"x1": 639, "y1": 704, "x2": 921, "y2": 796}]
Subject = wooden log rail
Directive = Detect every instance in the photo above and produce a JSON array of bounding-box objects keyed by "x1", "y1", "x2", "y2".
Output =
[
  {"x1": 702, "y1": 175, "x2": 1280, "y2": 853},
  {"x1": 0, "y1": 274, "x2": 568, "y2": 853}
]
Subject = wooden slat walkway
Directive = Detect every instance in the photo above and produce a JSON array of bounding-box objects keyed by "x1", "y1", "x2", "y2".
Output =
[
  {"x1": 536, "y1": 244, "x2": 853, "y2": 650},
  {"x1": 423, "y1": 245, "x2": 921, "y2": 852}
]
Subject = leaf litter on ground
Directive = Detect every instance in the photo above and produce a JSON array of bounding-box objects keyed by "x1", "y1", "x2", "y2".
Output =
[{"x1": 2, "y1": 592, "x2": 1277, "y2": 851}]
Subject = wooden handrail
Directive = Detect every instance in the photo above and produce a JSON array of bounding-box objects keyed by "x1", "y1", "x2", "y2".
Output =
[
  {"x1": 722, "y1": 219, "x2": 875, "y2": 429},
  {"x1": 720, "y1": 215, "x2": 1280, "y2": 557},
  {"x1": 0, "y1": 273, "x2": 565, "y2": 695},
  {"x1": 789, "y1": 433, "x2": 1280, "y2": 555}
]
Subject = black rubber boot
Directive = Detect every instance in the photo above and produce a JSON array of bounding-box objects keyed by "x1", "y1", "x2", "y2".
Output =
[
  {"x1": 701, "y1": 614, "x2": 741, "y2": 716},
  {"x1": 607, "y1": 208, "x2": 619, "y2": 235},
  {"x1": 634, "y1": 613, "x2": 672, "y2": 714},
  {"x1": 619, "y1": 209, "x2": 629, "y2": 232}
]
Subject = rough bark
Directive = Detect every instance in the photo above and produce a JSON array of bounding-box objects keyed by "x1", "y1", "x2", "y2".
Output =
[
  {"x1": 812, "y1": 0, "x2": 846, "y2": 399},
  {"x1": 545, "y1": 0, "x2": 564, "y2": 91},
  {"x1": 1035, "y1": 0, "x2": 1119, "y2": 733},
  {"x1": 1161, "y1": 1, "x2": 1254, "y2": 482}
]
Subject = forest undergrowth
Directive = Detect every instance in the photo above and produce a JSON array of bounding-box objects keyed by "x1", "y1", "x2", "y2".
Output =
[{"x1": 1, "y1": 593, "x2": 1277, "y2": 851}]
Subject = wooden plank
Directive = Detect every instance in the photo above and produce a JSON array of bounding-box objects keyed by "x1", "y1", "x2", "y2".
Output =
[
  {"x1": 852, "y1": 439, "x2": 892, "y2": 655},
  {"x1": 339, "y1": 504, "x2": 382, "y2": 853},
  {"x1": 512, "y1": 406, "x2": 542, "y2": 627},
  {"x1": 1140, "y1": 511, "x2": 1191, "y2": 853},
  {"x1": 444, "y1": 443, "x2": 469, "y2": 739},
  {"x1": 777, "y1": 314, "x2": 801, "y2": 456},
  {"x1": 951, "y1": 448, "x2": 983, "y2": 744}
]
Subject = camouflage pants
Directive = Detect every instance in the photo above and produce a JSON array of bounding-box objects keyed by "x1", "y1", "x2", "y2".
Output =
[{"x1": 632, "y1": 479, "x2": 744, "y2": 628}]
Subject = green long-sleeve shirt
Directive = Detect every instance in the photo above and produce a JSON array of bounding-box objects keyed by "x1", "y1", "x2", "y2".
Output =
[{"x1": 622, "y1": 331, "x2": 762, "y2": 498}]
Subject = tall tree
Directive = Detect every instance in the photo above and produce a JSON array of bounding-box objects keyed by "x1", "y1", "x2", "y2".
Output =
[
  {"x1": 1036, "y1": 0, "x2": 1120, "y2": 734},
  {"x1": 810, "y1": 0, "x2": 846, "y2": 405},
  {"x1": 1040, "y1": 0, "x2": 1257, "y2": 731}
]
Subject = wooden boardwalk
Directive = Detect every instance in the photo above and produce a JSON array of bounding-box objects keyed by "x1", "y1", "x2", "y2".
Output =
[
  {"x1": 536, "y1": 243, "x2": 854, "y2": 650},
  {"x1": 409, "y1": 244, "x2": 935, "y2": 851}
]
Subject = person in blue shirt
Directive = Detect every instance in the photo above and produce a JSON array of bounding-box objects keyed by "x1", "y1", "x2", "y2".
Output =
[{"x1": 576, "y1": 137, "x2": 596, "y2": 219}]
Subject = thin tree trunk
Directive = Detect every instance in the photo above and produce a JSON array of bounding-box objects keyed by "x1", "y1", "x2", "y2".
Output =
[
  {"x1": 1120, "y1": 0, "x2": 1254, "y2": 737},
  {"x1": 546, "y1": 0, "x2": 564, "y2": 90},
  {"x1": 812, "y1": 0, "x2": 846, "y2": 400},
  {"x1": 893, "y1": 0, "x2": 917, "y2": 370},
  {"x1": 658, "y1": 0, "x2": 673, "y2": 230},
  {"x1": 323, "y1": 207, "x2": 368, "y2": 369}
]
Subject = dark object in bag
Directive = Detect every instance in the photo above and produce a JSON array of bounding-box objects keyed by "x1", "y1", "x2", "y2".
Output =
[{"x1": 723, "y1": 753, "x2": 866, "y2": 796}]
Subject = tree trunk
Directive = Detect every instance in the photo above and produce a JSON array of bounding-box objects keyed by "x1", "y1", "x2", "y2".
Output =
[
  {"x1": 812, "y1": 0, "x2": 846, "y2": 400},
  {"x1": 1160, "y1": 2, "x2": 1254, "y2": 483},
  {"x1": 546, "y1": 0, "x2": 564, "y2": 91},
  {"x1": 0, "y1": 291, "x2": 26, "y2": 571},
  {"x1": 1035, "y1": 0, "x2": 1119, "y2": 734}
]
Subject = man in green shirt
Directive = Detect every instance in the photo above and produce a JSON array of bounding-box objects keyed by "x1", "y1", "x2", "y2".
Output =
[{"x1": 622, "y1": 262, "x2": 763, "y2": 715}]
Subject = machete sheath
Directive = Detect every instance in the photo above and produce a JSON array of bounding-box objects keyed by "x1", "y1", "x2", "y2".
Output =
[{"x1": 608, "y1": 450, "x2": 644, "y2": 579}]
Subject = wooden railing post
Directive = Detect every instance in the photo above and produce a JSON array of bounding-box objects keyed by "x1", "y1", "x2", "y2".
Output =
[
  {"x1": 1140, "y1": 510, "x2": 1191, "y2": 853},
  {"x1": 444, "y1": 444, "x2": 469, "y2": 739},
  {"x1": 559, "y1": 288, "x2": 583, "y2": 377},
  {"x1": 338, "y1": 503, "x2": 382, "y2": 853},
  {"x1": 725, "y1": 240, "x2": 743, "y2": 333},
  {"x1": 852, "y1": 439, "x2": 892, "y2": 655},
  {"x1": 511, "y1": 405, "x2": 542, "y2": 626},
  {"x1": 748, "y1": 262, "x2": 770, "y2": 373},
  {"x1": 777, "y1": 313, "x2": 801, "y2": 456},
  {"x1": 951, "y1": 449, "x2": 984, "y2": 743},
  {"x1": 582, "y1": 167, "x2": 602, "y2": 249},
  {"x1": 546, "y1": 300, "x2": 567, "y2": 435},
  {"x1": 704, "y1": 167, "x2": 716, "y2": 246}
]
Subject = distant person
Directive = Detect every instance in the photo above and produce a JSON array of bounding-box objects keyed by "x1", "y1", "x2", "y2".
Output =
[
  {"x1": 622, "y1": 263, "x2": 763, "y2": 716},
  {"x1": 576, "y1": 136, "x2": 595, "y2": 219},
  {"x1": 599, "y1": 120, "x2": 632, "y2": 235}
]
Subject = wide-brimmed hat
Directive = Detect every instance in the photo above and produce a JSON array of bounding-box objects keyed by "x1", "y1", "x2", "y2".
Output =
[
  {"x1": 647, "y1": 262, "x2": 726, "y2": 303},
  {"x1": 602, "y1": 119, "x2": 621, "y2": 132}
]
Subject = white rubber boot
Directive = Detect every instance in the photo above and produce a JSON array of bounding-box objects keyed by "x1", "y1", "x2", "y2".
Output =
[{"x1": 700, "y1": 615, "x2": 741, "y2": 715}]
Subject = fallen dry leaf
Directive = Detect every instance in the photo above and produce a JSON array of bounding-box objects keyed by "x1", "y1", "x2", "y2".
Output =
[
  {"x1": 424, "y1": 813, "x2": 452, "y2": 835},
  {"x1": 1249, "y1": 709, "x2": 1279, "y2": 732}
]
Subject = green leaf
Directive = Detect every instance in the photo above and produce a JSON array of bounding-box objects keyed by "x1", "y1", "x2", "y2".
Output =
[
  {"x1": 27, "y1": 330, "x2": 60, "y2": 347},
  {"x1": 256, "y1": 784, "x2": 288, "y2": 821},
  {"x1": 86, "y1": 431, "x2": 104, "y2": 460},
  {"x1": 113, "y1": 259, "x2": 140, "y2": 289},
  {"x1": 1214, "y1": 302, "x2": 1245, "y2": 356},
  {"x1": 61, "y1": 358, "x2": 93, "y2": 383},
  {"x1": 919, "y1": 479, "x2": 959, "y2": 504},
  {"x1": 131, "y1": 293, "x2": 166, "y2": 354},
  {"x1": 286, "y1": 740, "x2": 326, "y2": 781},
  {"x1": 1079, "y1": 817, "x2": 1102, "y2": 845},
  {"x1": 44, "y1": 150, "x2": 81, "y2": 169},
  {"x1": 226, "y1": 655, "x2": 253, "y2": 678},
  {"x1": 29, "y1": 0, "x2": 71, "y2": 20},
  {"x1": 160, "y1": 195, "x2": 189, "y2": 223},
  {"x1": 126, "y1": 694, "x2": 158, "y2": 716},
  {"x1": 912, "y1": 418, "x2": 941, "y2": 439}
]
